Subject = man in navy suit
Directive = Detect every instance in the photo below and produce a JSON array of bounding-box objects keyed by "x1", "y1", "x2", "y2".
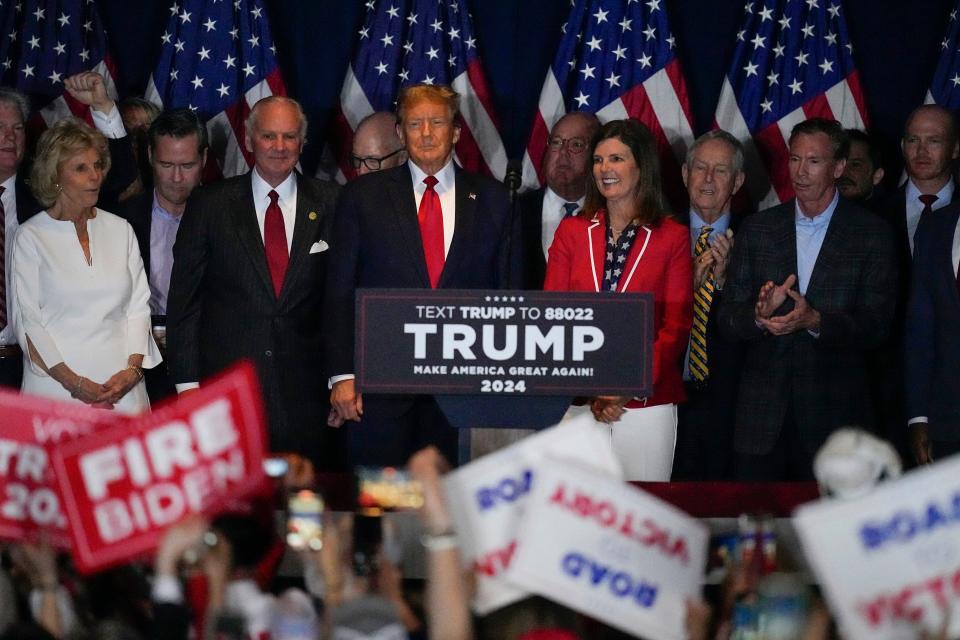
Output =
[
  {"x1": 905, "y1": 203, "x2": 960, "y2": 465},
  {"x1": 517, "y1": 111, "x2": 599, "y2": 289},
  {"x1": 166, "y1": 96, "x2": 341, "y2": 467},
  {"x1": 324, "y1": 83, "x2": 514, "y2": 465}
]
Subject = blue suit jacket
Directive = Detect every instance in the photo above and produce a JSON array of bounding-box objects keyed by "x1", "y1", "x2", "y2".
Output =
[
  {"x1": 905, "y1": 203, "x2": 960, "y2": 441},
  {"x1": 324, "y1": 162, "x2": 515, "y2": 379}
]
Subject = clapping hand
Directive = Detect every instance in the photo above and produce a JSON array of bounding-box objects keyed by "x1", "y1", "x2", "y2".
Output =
[{"x1": 755, "y1": 274, "x2": 797, "y2": 320}]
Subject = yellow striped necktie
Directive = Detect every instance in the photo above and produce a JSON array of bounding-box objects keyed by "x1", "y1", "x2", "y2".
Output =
[{"x1": 689, "y1": 226, "x2": 713, "y2": 386}]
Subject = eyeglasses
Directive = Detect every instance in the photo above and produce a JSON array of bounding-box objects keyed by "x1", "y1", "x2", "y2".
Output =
[
  {"x1": 351, "y1": 148, "x2": 405, "y2": 171},
  {"x1": 547, "y1": 136, "x2": 588, "y2": 154}
]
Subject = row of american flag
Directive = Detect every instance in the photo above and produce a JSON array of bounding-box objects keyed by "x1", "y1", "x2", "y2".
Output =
[{"x1": 3, "y1": 0, "x2": 960, "y2": 207}]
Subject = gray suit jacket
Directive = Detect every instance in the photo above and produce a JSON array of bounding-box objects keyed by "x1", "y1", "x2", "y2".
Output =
[
  {"x1": 718, "y1": 197, "x2": 897, "y2": 455},
  {"x1": 166, "y1": 171, "x2": 339, "y2": 454}
]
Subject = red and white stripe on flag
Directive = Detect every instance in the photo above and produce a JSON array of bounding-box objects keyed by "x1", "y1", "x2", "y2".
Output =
[{"x1": 520, "y1": 0, "x2": 695, "y2": 209}]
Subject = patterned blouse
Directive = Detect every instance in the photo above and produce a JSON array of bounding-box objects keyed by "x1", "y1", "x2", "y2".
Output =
[{"x1": 601, "y1": 220, "x2": 640, "y2": 292}]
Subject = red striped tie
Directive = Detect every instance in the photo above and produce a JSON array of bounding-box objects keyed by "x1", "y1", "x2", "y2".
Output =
[
  {"x1": 418, "y1": 176, "x2": 445, "y2": 288},
  {"x1": 264, "y1": 189, "x2": 288, "y2": 297}
]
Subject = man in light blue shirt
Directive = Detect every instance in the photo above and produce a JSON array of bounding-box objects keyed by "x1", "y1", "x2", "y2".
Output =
[{"x1": 718, "y1": 118, "x2": 897, "y2": 481}]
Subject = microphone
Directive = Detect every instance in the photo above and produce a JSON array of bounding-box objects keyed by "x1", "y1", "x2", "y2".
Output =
[{"x1": 504, "y1": 159, "x2": 522, "y2": 196}]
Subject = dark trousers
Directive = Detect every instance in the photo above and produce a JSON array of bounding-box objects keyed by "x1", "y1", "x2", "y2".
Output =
[
  {"x1": 674, "y1": 381, "x2": 737, "y2": 480},
  {"x1": 735, "y1": 404, "x2": 816, "y2": 481},
  {"x1": 144, "y1": 363, "x2": 177, "y2": 406},
  {"x1": 0, "y1": 354, "x2": 23, "y2": 390},
  {"x1": 348, "y1": 394, "x2": 459, "y2": 467}
]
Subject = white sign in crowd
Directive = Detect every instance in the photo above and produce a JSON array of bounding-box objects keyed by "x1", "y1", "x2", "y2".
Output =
[
  {"x1": 794, "y1": 454, "x2": 960, "y2": 640},
  {"x1": 443, "y1": 413, "x2": 708, "y2": 640}
]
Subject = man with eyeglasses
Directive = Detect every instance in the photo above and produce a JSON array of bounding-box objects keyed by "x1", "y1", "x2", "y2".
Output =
[
  {"x1": 324, "y1": 83, "x2": 515, "y2": 466},
  {"x1": 350, "y1": 112, "x2": 407, "y2": 178},
  {"x1": 519, "y1": 111, "x2": 600, "y2": 289}
]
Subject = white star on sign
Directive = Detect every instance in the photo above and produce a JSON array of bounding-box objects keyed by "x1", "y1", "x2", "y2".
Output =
[
  {"x1": 801, "y1": 23, "x2": 815, "y2": 38},
  {"x1": 465, "y1": 36, "x2": 476, "y2": 49},
  {"x1": 773, "y1": 43, "x2": 785, "y2": 57},
  {"x1": 953, "y1": 74, "x2": 960, "y2": 87},
  {"x1": 406, "y1": 12, "x2": 418, "y2": 25},
  {"x1": 647, "y1": 0, "x2": 661, "y2": 10},
  {"x1": 806, "y1": 0, "x2": 818, "y2": 8},
  {"x1": 828, "y1": 3, "x2": 840, "y2": 17},
  {"x1": 79, "y1": 49, "x2": 89, "y2": 61},
  {"x1": 398, "y1": 68, "x2": 409, "y2": 81},
  {"x1": 448, "y1": 27, "x2": 459, "y2": 40},
  {"x1": 825, "y1": 31, "x2": 837, "y2": 45}
]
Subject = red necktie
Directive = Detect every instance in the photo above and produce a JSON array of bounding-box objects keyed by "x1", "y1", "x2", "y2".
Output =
[
  {"x1": 264, "y1": 189, "x2": 288, "y2": 297},
  {"x1": 418, "y1": 176, "x2": 445, "y2": 288},
  {"x1": 0, "y1": 185, "x2": 6, "y2": 332},
  {"x1": 919, "y1": 193, "x2": 938, "y2": 222}
]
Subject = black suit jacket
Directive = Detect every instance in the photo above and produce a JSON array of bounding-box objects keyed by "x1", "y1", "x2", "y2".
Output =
[
  {"x1": 166, "y1": 172, "x2": 339, "y2": 453},
  {"x1": 324, "y1": 162, "x2": 515, "y2": 381},
  {"x1": 905, "y1": 203, "x2": 960, "y2": 441},
  {"x1": 13, "y1": 173, "x2": 42, "y2": 223},
  {"x1": 517, "y1": 187, "x2": 547, "y2": 289},
  {"x1": 718, "y1": 197, "x2": 897, "y2": 455},
  {"x1": 114, "y1": 190, "x2": 153, "y2": 277}
]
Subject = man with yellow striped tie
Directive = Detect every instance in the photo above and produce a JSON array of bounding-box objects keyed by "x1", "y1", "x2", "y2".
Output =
[{"x1": 674, "y1": 130, "x2": 745, "y2": 481}]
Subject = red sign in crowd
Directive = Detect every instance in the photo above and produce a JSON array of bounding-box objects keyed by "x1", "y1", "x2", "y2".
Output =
[{"x1": 0, "y1": 363, "x2": 268, "y2": 574}]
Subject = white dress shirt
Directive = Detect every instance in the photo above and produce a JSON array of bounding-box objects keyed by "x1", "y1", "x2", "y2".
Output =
[
  {"x1": 251, "y1": 168, "x2": 297, "y2": 251},
  {"x1": 905, "y1": 179, "x2": 954, "y2": 254},
  {"x1": 409, "y1": 158, "x2": 456, "y2": 257},
  {"x1": 541, "y1": 187, "x2": 584, "y2": 258}
]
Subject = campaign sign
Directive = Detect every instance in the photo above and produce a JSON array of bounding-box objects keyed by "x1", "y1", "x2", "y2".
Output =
[
  {"x1": 442, "y1": 413, "x2": 622, "y2": 614},
  {"x1": 506, "y1": 460, "x2": 708, "y2": 640},
  {"x1": 794, "y1": 454, "x2": 960, "y2": 640},
  {"x1": 49, "y1": 362, "x2": 268, "y2": 574},
  {"x1": 0, "y1": 390, "x2": 126, "y2": 547},
  {"x1": 356, "y1": 289, "x2": 653, "y2": 396}
]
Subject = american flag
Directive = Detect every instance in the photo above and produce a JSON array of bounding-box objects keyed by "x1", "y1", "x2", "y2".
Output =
[
  {"x1": 145, "y1": 0, "x2": 287, "y2": 179},
  {"x1": 0, "y1": 0, "x2": 118, "y2": 131},
  {"x1": 925, "y1": 2, "x2": 960, "y2": 109},
  {"x1": 714, "y1": 0, "x2": 869, "y2": 209},
  {"x1": 521, "y1": 0, "x2": 695, "y2": 205},
  {"x1": 331, "y1": 0, "x2": 506, "y2": 182}
]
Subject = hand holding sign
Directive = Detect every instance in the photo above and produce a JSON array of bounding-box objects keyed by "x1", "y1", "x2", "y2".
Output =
[{"x1": 47, "y1": 362, "x2": 268, "y2": 574}]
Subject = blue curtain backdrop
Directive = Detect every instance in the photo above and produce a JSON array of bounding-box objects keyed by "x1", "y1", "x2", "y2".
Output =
[{"x1": 97, "y1": 0, "x2": 952, "y2": 182}]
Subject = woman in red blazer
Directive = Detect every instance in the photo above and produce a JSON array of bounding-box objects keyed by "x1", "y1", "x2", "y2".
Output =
[{"x1": 544, "y1": 119, "x2": 693, "y2": 480}]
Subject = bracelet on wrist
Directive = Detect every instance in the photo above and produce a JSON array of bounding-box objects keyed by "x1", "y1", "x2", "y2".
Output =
[
  {"x1": 127, "y1": 365, "x2": 144, "y2": 380},
  {"x1": 70, "y1": 376, "x2": 85, "y2": 398}
]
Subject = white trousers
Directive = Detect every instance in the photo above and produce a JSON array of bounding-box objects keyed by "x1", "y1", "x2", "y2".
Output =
[{"x1": 563, "y1": 402, "x2": 677, "y2": 481}]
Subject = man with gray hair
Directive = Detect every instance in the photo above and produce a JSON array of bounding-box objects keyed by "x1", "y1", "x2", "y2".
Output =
[
  {"x1": 167, "y1": 96, "x2": 341, "y2": 467},
  {"x1": 674, "y1": 129, "x2": 746, "y2": 480}
]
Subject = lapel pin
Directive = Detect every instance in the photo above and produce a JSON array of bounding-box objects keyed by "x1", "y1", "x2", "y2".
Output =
[
  {"x1": 308, "y1": 211, "x2": 318, "y2": 221},
  {"x1": 468, "y1": 192, "x2": 477, "y2": 200}
]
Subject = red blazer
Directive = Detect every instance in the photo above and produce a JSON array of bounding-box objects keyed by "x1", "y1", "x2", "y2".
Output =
[{"x1": 543, "y1": 210, "x2": 693, "y2": 407}]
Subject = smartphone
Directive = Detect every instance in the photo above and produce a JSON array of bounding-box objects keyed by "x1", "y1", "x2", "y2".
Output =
[
  {"x1": 287, "y1": 490, "x2": 324, "y2": 551},
  {"x1": 352, "y1": 514, "x2": 383, "y2": 577},
  {"x1": 355, "y1": 466, "x2": 424, "y2": 514}
]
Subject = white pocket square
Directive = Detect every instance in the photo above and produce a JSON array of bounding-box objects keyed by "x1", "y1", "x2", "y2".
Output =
[{"x1": 309, "y1": 240, "x2": 329, "y2": 254}]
